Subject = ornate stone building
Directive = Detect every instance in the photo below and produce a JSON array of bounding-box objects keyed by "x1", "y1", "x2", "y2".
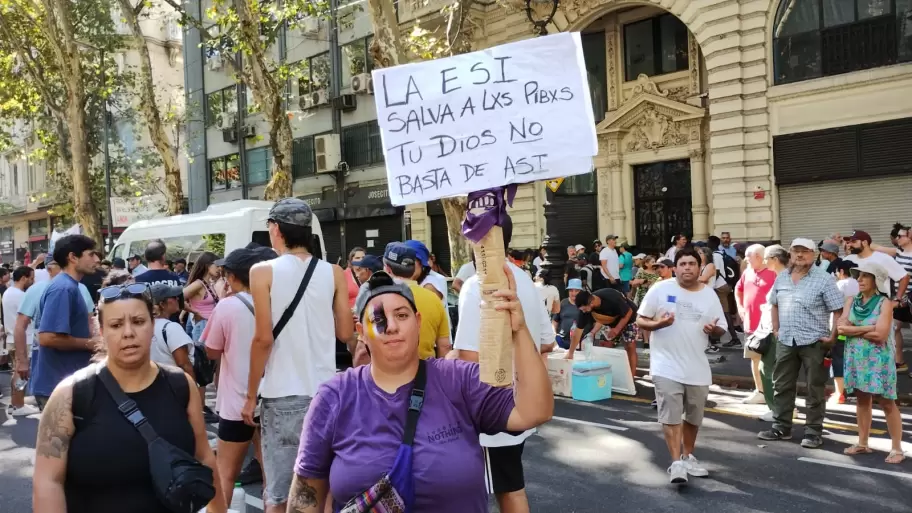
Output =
[{"x1": 409, "y1": 0, "x2": 912, "y2": 260}]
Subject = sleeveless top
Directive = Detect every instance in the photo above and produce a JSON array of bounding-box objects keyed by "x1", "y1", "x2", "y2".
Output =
[
  {"x1": 65, "y1": 367, "x2": 196, "y2": 513},
  {"x1": 260, "y1": 254, "x2": 336, "y2": 398},
  {"x1": 189, "y1": 280, "x2": 218, "y2": 320},
  {"x1": 345, "y1": 267, "x2": 360, "y2": 309}
]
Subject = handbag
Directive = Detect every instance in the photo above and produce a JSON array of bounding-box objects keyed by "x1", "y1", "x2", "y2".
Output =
[
  {"x1": 97, "y1": 366, "x2": 216, "y2": 513},
  {"x1": 746, "y1": 330, "x2": 774, "y2": 356},
  {"x1": 341, "y1": 360, "x2": 427, "y2": 513}
]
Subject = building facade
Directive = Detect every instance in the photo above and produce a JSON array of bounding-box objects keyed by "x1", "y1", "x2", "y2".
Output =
[
  {"x1": 183, "y1": 0, "x2": 912, "y2": 269},
  {"x1": 0, "y1": 5, "x2": 186, "y2": 263}
]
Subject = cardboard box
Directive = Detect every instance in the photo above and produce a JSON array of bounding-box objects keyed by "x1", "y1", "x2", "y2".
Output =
[{"x1": 547, "y1": 353, "x2": 575, "y2": 397}]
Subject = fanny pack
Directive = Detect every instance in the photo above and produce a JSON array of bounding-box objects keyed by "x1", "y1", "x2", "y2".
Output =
[
  {"x1": 341, "y1": 360, "x2": 426, "y2": 513},
  {"x1": 97, "y1": 366, "x2": 216, "y2": 513}
]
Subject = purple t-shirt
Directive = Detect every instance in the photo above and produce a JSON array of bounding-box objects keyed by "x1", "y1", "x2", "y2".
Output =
[{"x1": 295, "y1": 359, "x2": 515, "y2": 513}]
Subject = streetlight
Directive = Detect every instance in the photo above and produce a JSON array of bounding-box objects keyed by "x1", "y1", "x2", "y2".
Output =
[
  {"x1": 75, "y1": 40, "x2": 115, "y2": 253},
  {"x1": 525, "y1": 0, "x2": 560, "y2": 36}
]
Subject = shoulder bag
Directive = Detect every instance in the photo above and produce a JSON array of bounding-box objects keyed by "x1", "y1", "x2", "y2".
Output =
[
  {"x1": 341, "y1": 360, "x2": 426, "y2": 513},
  {"x1": 273, "y1": 256, "x2": 319, "y2": 340}
]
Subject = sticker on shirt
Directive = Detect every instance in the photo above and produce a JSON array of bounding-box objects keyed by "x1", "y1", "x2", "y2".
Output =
[{"x1": 674, "y1": 299, "x2": 705, "y2": 322}]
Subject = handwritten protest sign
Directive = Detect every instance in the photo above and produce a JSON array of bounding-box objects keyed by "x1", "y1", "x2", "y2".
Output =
[{"x1": 373, "y1": 32, "x2": 598, "y2": 206}]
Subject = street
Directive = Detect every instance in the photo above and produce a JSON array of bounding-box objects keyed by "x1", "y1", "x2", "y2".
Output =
[{"x1": 3, "y1": 372, "x2": 912, "y2": 513}]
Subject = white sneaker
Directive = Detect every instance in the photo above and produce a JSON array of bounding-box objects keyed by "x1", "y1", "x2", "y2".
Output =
[
  {"x1": 667, "y1": 460, "x2": 688, "y2": 484},
  {"x1": 760, "y1": 411, "x2": 775, "y2": 422},
  {"x1": 9, "y1": 404, "x2": 40, "y2": 417},
  {"x1": 681, "y1": 454, "x2": 709, "y2": 477},
  {"x1": 742, "y1": 391, "x2": 766, "y2": 404}
]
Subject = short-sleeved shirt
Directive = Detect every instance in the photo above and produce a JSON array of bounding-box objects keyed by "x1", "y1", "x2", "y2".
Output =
[
  {"x1": 535, "y1": 283, "x2": 560, "y2": 313},
  {"x1": 554, "y1": 298, "x2": 581, "y2": 339},
  {"x1": 134, "y1": 269, "x2": 182, "y2": 287},
  {"x1": 735, "y1": 267, "x2": 777, "y2": 333},
  {"x1": 599, "y1": 247, "x2": 619, "y2": 279},
  {"x1": 638, "y1": 279, "x2": 727, "y2": 386},
  {"x1": 294, "y1": 360, "x2": 514, "y2": 513},
  {"x1": 768, "y1": 266, "x2": 844, "y2": 346},
  {"x1": 455, "y1": 262, "x2": 476, "y2": 283},
  {"x1": 150, "y1": 319, "x2": 195, "y2": 368},
  {"x1": 577, "y1": 288, "x2": 634, "y2": 331},
  {"x1": 2, "y1": 287, "x2": 25, "y2": 346},
  {"x1": 203, "y1": 293, "x2": 256, "y2": 421},
  {"x1": 618, "y1": 252, "x2": 634, "y2": 282},
  {"x1": 406, "y1": 281, "x2": 450, "y2": 359},
  {"x1": 844, "y1": 252, "x2": 909, "y2": 298},
  {"x1": 33, "y1": 273, "x2": 93, "y2": 397},
  {"x1": 19, "y1": 279, "x2": 94, "y2": 351}
]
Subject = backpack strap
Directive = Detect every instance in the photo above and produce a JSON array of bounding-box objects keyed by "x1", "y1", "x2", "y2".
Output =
[
  {"x1": 97, "y1": 366, "x2": 161, "y2": 444},
  {"x1": 159, "y1": 364, "x2": 191, "y2": 409},
  {"x1": 235, "y1": 294, "x2": 255, "y2": 316},
  {"x1": 71, "y1": 363, "x2": 102, "y2": 431}
]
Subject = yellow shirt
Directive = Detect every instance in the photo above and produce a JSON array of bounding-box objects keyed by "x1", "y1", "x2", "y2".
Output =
[{"x1": 405, "y1": 281, "x2": 450, "y2": 359}]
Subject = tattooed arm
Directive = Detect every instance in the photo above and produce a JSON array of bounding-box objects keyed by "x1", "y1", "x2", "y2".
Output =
[
  {"x1": 287, "y1": 475, "x2": 328, "y2": 513},
  {"x1": 33, "y1": 381, "x2": 75, "y2": 513}
]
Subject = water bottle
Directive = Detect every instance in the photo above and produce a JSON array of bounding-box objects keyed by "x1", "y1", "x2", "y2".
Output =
[
  {"x1": 229, "y1": 483, "x2": 246, "y2": 512},
  {"x1": 14, "y1": 375, "x2": 28, "y2": 392},
  {"x1": 583, "y1": 335, "x2": 593, "y2": 362}
]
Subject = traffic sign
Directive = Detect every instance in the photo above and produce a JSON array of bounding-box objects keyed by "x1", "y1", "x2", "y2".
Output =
[{"x1": 546, "y1": 178, "x2": 564, "y2": 193}]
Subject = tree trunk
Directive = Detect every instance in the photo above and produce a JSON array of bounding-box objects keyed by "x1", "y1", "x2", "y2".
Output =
[
  {"x1": 441, "y1": 196, "x2": 473, "y2": 268},
  {"x1": 263, "y1": 114, "x2": 294, "y2": 200},
  {"x1": 118, "y1": 0, "x2": 184, "y2": 215},
  {"x1": 66, "y1": 89, "x2": 103, "y2": 248}
]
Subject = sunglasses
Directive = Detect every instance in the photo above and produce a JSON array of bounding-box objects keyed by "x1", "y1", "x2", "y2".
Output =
[{"x1": 99, "y1": 283, "x2": 152, "y2": 303}]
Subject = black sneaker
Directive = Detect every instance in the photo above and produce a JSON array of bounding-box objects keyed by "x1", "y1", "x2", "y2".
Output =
[
  {"x1": 203, "y1": 406, "x2": 219, "y2": 425},
  {"x1": 800, "y1": 435, "x2": 823, "y2": 449},
  {"x1": 237, "y1": 458, "x2": 263, "y2": 485},
  {"x1": 705, "y1": 345, "x2": 720, "y2": 354},
  {"x1": 758, "y1": 428, "x2": 792, "y2": 441},
  {"x1": 722, "y1": 339, "x2": 742, "y2": 349}
]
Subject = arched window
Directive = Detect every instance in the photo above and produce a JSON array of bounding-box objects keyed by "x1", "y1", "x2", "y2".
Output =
[{"x1": 773, "y1": 0, "x2": 912, "y2": 85}]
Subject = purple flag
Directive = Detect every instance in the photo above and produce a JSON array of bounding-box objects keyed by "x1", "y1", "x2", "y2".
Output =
[{"x1": 461, "y1": 185, "x2": 517, "y2": 244}]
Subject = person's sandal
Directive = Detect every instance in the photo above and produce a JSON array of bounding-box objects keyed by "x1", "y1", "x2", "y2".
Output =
[
  {"x1": 844, "y1": 445, "x2": 873, "y2": 456},
  {"x1": 885, "y1": 450, "x2": 906, "y2": 464}
]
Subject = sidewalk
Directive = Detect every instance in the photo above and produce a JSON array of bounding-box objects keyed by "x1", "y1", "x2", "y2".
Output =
[{"x1": 635, "y1": 328, "x2": 912, "y2": 406}]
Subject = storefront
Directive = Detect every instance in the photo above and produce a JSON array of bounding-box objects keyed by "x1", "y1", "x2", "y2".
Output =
[
  {"x1": 552, "y1": 174, "x2": 600, "y2": 253},
  {"x1": 774, "y1": 117, "x2": 912, "y2": 244},
  {"x1": 343, "y1": 183, "x2": 404, "y2": 258},
  {"x1": 426, "y1": 200, "x2": 451, "y2": 275},
  {"x1": 28, "y1": 219, "x2": 49, "y2": 256},
  {"x1": 0, "y1": 228, "x2": 13, "y2": 264},
  {"x1": 299, "y1": 190, "x2": 341, "y2": 264}
]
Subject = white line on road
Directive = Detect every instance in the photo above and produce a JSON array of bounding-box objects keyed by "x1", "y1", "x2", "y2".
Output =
[
  {"x1": 550, "y1": 416, "x2": 629, "y2": 431},
  {"x1": 798, "y1": 457, "x2": 912, "y2": 480}
]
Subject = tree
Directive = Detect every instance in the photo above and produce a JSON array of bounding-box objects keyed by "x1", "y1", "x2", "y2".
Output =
[
  {"x1": 366, "y1": 0, "x2": 476, "y2": 269},
  {"x1": 0, "y1": 0, "x2": 125, "y2": 248},
  {"x1": 164, "y1": 0, "x2": 327, "y2": 200},
  {"x1": 115, "y1": 0, "x2": 184, "y2": 215}
]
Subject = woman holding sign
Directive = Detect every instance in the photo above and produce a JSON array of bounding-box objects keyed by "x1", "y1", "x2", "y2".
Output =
[{"x1": 287, "y1": 268, "x2": 553, "y2": 513}]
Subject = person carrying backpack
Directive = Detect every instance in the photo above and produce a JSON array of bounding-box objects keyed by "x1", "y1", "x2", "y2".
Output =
[
  {"x1": 150, "y1": 284, "x2": 196, "y2": 379},
  {"x1": 708, "y1": 236, "x2": 742, "y2": 349}
]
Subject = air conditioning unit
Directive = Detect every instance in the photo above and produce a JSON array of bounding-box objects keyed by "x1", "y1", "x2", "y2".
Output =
[
  {"x1": 334, "y1": 94, "x2": 356, "y2": 111},
  {"x1": 222, "y1": 129, "x2": 237, "y2": 143},
  {"x1": 312, "y1": 89, "x2": 329, "y2": 106},
  {"x1": 207, "y1": 54, "x2": 223, "y2": 71},
  {"x1": 300, "y1": 17, "x2": 320, "y2": 36},
  {"x1": 216, "y1": 111, "x2": 236, "y2": 131},
  {"x1": 351, "y1": 73, "x2": 373, "y2": 95},
  {"x1": 242, "y1": 125, "x2": 256, "y2": 138},
  {"x1": 300, "y1": 95, "x2": 315, "y2": 110},
  {"x1": 314, "y1": 134, "x2": 341, "y2": 174}
]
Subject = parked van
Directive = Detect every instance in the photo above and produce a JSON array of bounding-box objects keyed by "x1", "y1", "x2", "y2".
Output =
[{"x1": 109, "y1": 200, "x2": 327, "y2": 263}]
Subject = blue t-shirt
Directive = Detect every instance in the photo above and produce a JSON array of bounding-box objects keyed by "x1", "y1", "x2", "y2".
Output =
[
  {"x1": 19, "y1": 279, "x2": 94, "y2": 351},
  {"x1": 619, "y1": 252, "x2": 634, "y2": 282},
  {"x1": 33, "y1": 273, "x2": 93, "y2": 397},
  {"x1": 134, "y1": 269, "x2": 183, "y2": 287}
]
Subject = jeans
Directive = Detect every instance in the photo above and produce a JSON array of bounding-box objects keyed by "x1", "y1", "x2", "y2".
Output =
[
  {"x1": 772, "y1": 340, "x2": 827, "y2": 435},
  {"x1": 260, "y1": 395, "x2": 312, "y2": 505}
]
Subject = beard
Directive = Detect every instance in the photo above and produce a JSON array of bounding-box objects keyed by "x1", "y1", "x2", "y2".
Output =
[{"x1": 849, "y1": 246, "x2": 863, "y2": 255}]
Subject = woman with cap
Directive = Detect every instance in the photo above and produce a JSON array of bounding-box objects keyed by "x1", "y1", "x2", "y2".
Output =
[
  {"x1": 149, "y1": 283, "x2": 196, "y2": 379},
  {"x1": 288, "y1": 268, "x2": 553, "y2": 513},
  {"x1": 838, "y1": 262, "x2": 905, "y2": 463}
]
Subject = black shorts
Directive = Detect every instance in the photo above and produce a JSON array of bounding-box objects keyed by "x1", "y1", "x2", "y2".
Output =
[
  {"x1": 218, "y1": 417, "x2": 257, "y2": 443},
  {"x1": 483, "y1": 442, "x2": 525, "y2": 494},
  {"x1": 894, "y1": 304, "x2": 912, "y2": 324}
]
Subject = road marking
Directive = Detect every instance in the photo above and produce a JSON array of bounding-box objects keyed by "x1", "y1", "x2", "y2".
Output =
[
  {"x1": 246, "y1": 492, "x2": 265, "y2": 510},
  {"x1": 605, "y1": 395, "x2": 886, "y2": 435},
  {"x1": 550, "y1": 416, "x2": 629, "y2": 432},
  {"x1": 798, "y1": 457, "x2": 912, "y2": 480}
]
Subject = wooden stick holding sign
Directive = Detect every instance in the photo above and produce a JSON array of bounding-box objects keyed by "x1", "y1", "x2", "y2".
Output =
[{"x1": 462, "y1": 187, "x2": 517, "y2": 387}]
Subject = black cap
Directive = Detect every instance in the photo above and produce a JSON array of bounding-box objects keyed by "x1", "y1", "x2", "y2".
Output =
[
  {"x1": 353, "y1": 271, "x2": 417, "y2": 321},
  {"x1": 214, "y1": 246, "x2": 278, "y2": 271},
  {"x1": 268, "y1": 198, "x2": 313, "y2": 227},
  {"x1": 151, "y1": 283, "x2": 184, "y2": 303},
  {"x1": 112, "y1": 258, "x2": 126, "y2": 269},
  {"x1": 128, "y1": 254, "x2": 142, "y2": 261}
]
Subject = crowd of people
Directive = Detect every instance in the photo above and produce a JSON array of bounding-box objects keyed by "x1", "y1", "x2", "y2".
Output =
[{"x1": 8, "y1": 197, "x2": 910, "y2": 512}]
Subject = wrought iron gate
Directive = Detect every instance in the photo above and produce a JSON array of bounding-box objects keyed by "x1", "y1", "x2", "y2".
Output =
[{"x1": 633, "y1": 160, "x2": 692, "y2": 255}]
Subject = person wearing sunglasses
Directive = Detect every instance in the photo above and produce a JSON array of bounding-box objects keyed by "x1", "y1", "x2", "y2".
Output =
[{"x1": 32, "y1": 282, "x2": 227, "y2": 513}]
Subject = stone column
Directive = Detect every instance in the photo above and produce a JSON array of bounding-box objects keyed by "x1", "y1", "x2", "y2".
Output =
[
  {"x1": 689, "y1": 148, "x2": 710, "y2": 241},
  {"x1": 596, "y1": 166, "x2": 612, "y2": 239},
  {"x1": 608, "y1": 159, "x2": 625, "y2": 237}
]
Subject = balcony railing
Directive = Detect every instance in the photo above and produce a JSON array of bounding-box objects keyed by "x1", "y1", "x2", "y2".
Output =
[{"x1": 821, "y1": 14, "x2": 898, "y2": 76}]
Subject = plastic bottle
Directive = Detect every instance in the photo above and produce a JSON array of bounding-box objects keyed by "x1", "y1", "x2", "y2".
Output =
[
  {"x1": 229, "y1": 483, "x2": 245, "y2": 513},
  {"x1": 14, "y1": 376, "x2": 28, "y2": 392},
  {"x1": 583, "y1": 335, "x2": 593, "y2": 362}
]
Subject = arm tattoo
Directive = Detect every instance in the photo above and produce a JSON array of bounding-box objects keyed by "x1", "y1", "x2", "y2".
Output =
[
  {"x1": 288, "y1": 476, "x2": 319, "y2": 512},
  {"x1": 36, "y1": 392, "x2": 73, "y2": 459}
]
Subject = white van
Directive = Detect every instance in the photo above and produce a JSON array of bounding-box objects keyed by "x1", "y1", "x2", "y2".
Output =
[{"x1": 109, "y1": 200, "x2": 327, "y2": 263}]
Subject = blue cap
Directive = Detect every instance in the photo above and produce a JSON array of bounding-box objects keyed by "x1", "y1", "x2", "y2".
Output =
[
  {"x1": 567, "y1": 278, "x2": 583, "y2": 290},
  {"x1": 351, "y1": 255, "x2": 383, "y2": 272},
  {"x1": 403, "y1": 240, "x2": 430, "y2": 267},
  {"x1": 383, "y1": 242, "x2": 419, "y2": 269}
]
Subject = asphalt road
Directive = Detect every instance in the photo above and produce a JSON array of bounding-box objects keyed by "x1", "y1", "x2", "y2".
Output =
[{"x1": 2, "y1": 373, "x2": 912, "y2": 513}]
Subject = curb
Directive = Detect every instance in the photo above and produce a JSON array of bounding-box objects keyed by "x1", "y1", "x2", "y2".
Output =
[{"x1": 635, "y1": 369, "x2": 912, "y2": 407}]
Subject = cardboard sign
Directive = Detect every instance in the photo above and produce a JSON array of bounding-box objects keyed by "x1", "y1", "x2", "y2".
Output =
[{"x1": 373, "y1": 32, "x2": 598, "y2": 206}]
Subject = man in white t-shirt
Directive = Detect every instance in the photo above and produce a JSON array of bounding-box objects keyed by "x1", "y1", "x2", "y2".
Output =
[
  {"x1": 451, "y1": 218, "x2": 552, "y2": 513},
  {"x1": 3, "y1": 266, "x2": 35, "y2": 416},
  {"x1": 637, "y1": 248, "x2": 727, "y2": 485},
  {"x1": 149, "y1": 284, "x2": 196, "y2": 376},
  {"x1": 404, "y1": 239, "x2": 448, "y2": 309},
  {"x1": 599, "y1": 234, "x2": 620, "y2": 287},
  {"x1": 453, "y1": 260, "x2": 476, "y2": 293}
]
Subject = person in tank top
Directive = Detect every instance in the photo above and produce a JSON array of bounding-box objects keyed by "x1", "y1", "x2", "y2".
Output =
[
  {"x1": 31, "y1": 282, "x2": 226, "y2": 513},
  {"x1": 242, "y1": 198, "x2": 353, "y2": 513}
]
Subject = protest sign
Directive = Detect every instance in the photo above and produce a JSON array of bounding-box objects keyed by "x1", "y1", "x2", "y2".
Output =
[{"x1": 373, "y1": 32, "x2": 598, "y2": 206}]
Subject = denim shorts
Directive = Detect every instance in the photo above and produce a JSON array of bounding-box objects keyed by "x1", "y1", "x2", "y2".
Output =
[{"x1": 260, "y1": 395, "x2": 312, "y2": 505}]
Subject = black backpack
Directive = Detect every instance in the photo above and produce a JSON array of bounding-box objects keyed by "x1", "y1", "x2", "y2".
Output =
[
  {"x1": 715, "y1": 250, "x2": 741, "y2": 288},
  {"x1": 160, "y1": 321, "x2": 216, "y2": 387}
]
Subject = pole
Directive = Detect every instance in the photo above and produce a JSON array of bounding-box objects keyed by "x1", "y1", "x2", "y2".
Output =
[
  {"x1": 542, "y1": 187, "x2": 565, "y2": 297},
  {"x1": 101, "y1": 50, "x2": 114, "y2": 254},
  {"x1": 329, "y1": 0, "x2": 346, "y2": 258},
  {"x1": 236, "y1": 52, "x2": 249, "y2": 199}
]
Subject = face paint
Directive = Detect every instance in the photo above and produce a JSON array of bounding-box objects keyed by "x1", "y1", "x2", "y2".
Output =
[{"x1": 363, "y1": 302, "x2": 388, "y2": 340}]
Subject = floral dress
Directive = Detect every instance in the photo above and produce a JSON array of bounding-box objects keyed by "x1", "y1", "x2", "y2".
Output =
[{"x1": 844, "y1": 294, "x2": 896, "y2": 399}]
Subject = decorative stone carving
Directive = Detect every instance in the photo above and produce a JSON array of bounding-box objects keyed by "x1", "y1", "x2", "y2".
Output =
[
  {"x1": 666, "y1": 86, "x2": 690, "y2": 101},
  {"x1": 606, "y1": 159, "x2": 621, "y2": 170},
  {"x1": 631, "y1": 74, "x2": 668, "y2": 98},
  {"x1": 606, "y1": 30, "x2": 618, "y2": 111},
  {"x1": 623, "y1": 104, "x2": 689, "y2": 152},
  {"x1": 688, "y1": 34, "x2": 699, "y2": 95},
  {"x1": 689, "y1": 148, "x2": 704, "y2": 162},
  {"x1": 597, "y1": 166, "x2": 611, "y2": 213}
]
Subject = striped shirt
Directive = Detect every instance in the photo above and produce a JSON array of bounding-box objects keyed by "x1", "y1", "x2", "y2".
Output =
[
  {"x1": 897, "y1": 249, "x2": 912, "y2": 277},
  {"x1": 768, "y1": 265, "x2": 844, "y2": 347}
]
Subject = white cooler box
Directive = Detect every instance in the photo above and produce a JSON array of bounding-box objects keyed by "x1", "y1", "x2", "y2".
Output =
[{"x1": 547, "y1": 347, "x2": 637, "y2": 397}]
